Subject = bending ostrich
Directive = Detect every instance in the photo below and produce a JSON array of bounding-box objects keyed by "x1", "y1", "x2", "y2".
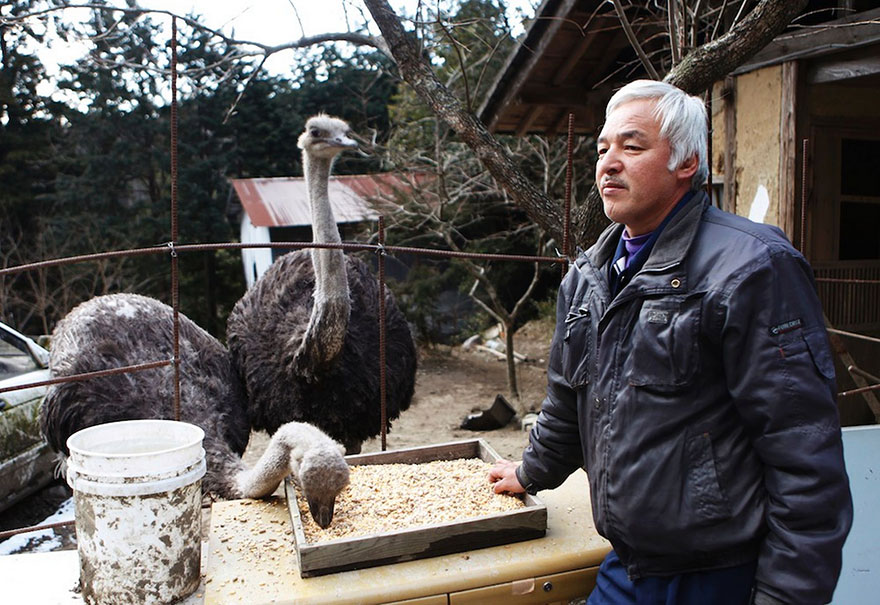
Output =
[
  {"x1": 227, "y1": 114, "x2": 417, "y2": 454},
  {"x1": 41, "y1": 293, "x2": 348, "y2": 527}
]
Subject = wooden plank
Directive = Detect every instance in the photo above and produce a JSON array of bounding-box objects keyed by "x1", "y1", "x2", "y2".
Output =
[
  {"x1": 287, "y1": 439, "x2": 548, "y2": 577},
  {"x1": 519, "y1": 85, "x2": 590, "y2": 107},
  {"x1": 733, "y1": 8, "x2": 880, "y2": 75},
  {"x1": 387, "y1": 597, "x2": 448, "y2": 605},
  {"x1": 779, "y1": 61, "x2": 797, "y2": 241},
  {"x1": 825, "y1": 315, "x2": 880, "y2": 423},
  {"x1": 515, "y1": 106, "x2": 545, "y2": 137},
  {"x1": 551, "y1": 29, "x2": 603, "y2": 86},
  {"x1": 807, "y1": 54, "x2": 880, "y2": 84},
  {"x1": 345, "y1": 438, "x2": 482, "y2": 465},
  {"x1": 479, "y1": 0, "x2": 582, "y2": 130},
  {"x1": 722, "y1": 77, "x2": 737, "y2": 214}
]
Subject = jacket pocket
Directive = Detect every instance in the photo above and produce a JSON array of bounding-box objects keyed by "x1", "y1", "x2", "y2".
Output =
[
  {"x1": 562, "y1": 300, "x2": 591, "y2": 388},
  {"x1": 685, "y1": 431, "x2": 732, "y2": 524},
  {"x1": 629, "y1": 298, "x2": 701, "y2": 391},
  {"x1": 775, "y1": 325, "x2": 835, "y2": 383},
  {"x1": 803, "y1": 327, "x2": 835, "y2": 381}
]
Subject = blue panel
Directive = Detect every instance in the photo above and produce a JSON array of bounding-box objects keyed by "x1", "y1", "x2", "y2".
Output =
[{"x1": 832, "y1": 425, "x2": 880, "y2": 604}]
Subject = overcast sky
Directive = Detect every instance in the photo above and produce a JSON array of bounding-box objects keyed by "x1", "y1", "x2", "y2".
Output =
[
  {"x1": 30, "y1": 0, "x2": 536, "y2": 103},
  {"x1": 139, "y1": 0, "x2": 379, "y2": 46},
  {"x1": 133, "y1": 0, "x2": 536, "y2": 75},
  {"x1": 136, "y1": 1, "x2": 538, "y2": 37}
]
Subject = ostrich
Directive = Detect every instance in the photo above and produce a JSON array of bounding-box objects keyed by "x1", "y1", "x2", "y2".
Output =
[
  {"x1": 41, "y1": 293, "x2": 349, "y2": 528},
  {"x1": 227, "y1": 114, "x2": 417, "y2": 454}
]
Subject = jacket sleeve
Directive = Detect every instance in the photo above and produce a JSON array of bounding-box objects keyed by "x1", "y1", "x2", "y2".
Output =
[
  {"x1": 719, "y1": 246, "x2": 853, "y2": 604},
  {"x1": 519, "y1": 270, "x2": 585, "y2": 492}
]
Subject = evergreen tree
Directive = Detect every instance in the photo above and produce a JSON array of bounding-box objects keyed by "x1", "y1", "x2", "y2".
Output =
[
  {"x1": 0, "y1": 0, "x2": 62, "y2": 332},
  {"x1": 2, "y1": 4, "x2": 399, "y2": 336}
]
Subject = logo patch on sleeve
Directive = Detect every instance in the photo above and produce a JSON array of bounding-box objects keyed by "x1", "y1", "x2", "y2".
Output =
[
  {"x1": 646, "y1": 310, "x2": 670, "y2": 324},
  {"x1": 769, "y1": 318, "x2": 803, "y2": 335}
]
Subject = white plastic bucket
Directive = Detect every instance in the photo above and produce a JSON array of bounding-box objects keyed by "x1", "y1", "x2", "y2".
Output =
[{"x1": 66, "y1": 419, "x2": 207, "y2": 605}]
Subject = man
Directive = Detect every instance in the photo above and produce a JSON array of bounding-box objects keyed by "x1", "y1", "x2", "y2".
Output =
[{"x1": 489, "y1": 80, "x2": 852, "y2": 605}]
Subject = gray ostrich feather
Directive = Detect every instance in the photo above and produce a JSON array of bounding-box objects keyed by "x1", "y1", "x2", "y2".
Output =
[
  {"x1": 226, "y1": 114, "x2": 417, "y2": 454},
  {"x1": 41, "y1": 293, "x2": 348, "y2": 527}
]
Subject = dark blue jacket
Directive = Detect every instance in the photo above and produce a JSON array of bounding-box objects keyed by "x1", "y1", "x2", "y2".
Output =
[{"x1": 520, "y1": 192, "x2": 852, "y2": 604}]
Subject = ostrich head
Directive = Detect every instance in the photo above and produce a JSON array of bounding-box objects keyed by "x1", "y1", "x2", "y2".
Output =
[
  {"x1": 298, "y1": 443, "x2": 350, "y2": 528},
  {"x1": 297, "y1": 114, "x2": 358, "y2": 160}
]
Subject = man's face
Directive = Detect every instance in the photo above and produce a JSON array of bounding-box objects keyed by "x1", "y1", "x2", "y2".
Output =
[{"x1": 596, "y1": 99, "x2": 693, "y2": 236}]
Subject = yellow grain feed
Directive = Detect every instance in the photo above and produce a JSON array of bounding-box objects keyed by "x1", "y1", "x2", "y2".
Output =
[{"x1": 294, "y1": 458, "x2": 525, "y2": 544}]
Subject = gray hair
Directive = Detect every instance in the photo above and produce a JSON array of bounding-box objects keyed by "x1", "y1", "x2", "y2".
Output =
[{"x1": 606, "y1": 80, "x2": 708, "y2": 191}]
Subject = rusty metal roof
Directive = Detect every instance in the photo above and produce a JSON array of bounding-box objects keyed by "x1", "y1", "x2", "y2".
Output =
[{"x1": 231, "y1": 175, "x2": 390, "y2": 227}]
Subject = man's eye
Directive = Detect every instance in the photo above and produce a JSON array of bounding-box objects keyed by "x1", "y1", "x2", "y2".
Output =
[
  {"x1": 597, "y1": 148, "x2": 607, "y2": 156},
  {"x1": 625, "y1": 145, "x2": 641, "y2": 151}
]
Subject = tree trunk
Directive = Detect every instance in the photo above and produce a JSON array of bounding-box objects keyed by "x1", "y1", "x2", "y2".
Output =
[
  {"x1": 572, "y1": 187, "x2": 611, "y2": 251},
  {"x1": 503, "y1": 321, "x2": 520, "y2": 404},
  {"x1": 665, "y1": 0, "x2": 809, "y2": 94}
]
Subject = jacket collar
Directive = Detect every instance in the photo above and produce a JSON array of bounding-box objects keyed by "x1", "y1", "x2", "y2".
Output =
[
  {"x1": 586, "y1": 190, "x2": 708, "y2": 274},
  {"x1": 642, "y1": 190, "x2": 707, "y2": 271}
]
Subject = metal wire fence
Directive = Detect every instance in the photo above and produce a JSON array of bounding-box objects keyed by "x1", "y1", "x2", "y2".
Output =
[
  {"x1": 3, "y1": 16, "x2": 880, "y2": 542},
  {"x1": 0, "y1": 17, "x2": 567, "y2": 540}
]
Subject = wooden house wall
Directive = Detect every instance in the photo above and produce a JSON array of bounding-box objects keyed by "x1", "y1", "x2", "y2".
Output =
[{"x1": 711, "y1": 66, "x2": 786, "y2": 230}]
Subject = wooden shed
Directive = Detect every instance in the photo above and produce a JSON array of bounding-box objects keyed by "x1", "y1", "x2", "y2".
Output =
[
  {"x1": 716, "y1": 7, "x2": 880, "y2": 334},
  {"x1": 479, "y1": 0, "x2": 665, "y2": 137},
  {"x1": 481, "y1": 2, "x2": 880, "y2": 326},
  {"x1": 231, "y1": 175, "x2": 381, "y2": 288},
  {"x1": 480, "y1": 1, "x2": 880, "y2": 422}
]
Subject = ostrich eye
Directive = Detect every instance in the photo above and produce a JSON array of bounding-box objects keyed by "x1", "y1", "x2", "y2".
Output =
[{"x1": 310, "y1": 128, "x2": 321, "y2": 137}]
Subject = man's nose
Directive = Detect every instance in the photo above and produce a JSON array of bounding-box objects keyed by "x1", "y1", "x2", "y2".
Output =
[{"x1": 599, "y1": 148, "x2": 622, "y2": 174}]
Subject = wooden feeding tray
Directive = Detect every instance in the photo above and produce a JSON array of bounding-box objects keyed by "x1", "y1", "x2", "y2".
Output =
[{"x1": 285, "y1": 438, "x2": 547, "y2": 577}]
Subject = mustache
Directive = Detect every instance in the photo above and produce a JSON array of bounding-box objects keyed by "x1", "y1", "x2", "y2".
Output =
[{"x1": 601, "y1": 176, "x2": 627, "y2": 189}]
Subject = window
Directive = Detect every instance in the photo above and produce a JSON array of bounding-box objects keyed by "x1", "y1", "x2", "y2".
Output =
[
  {"x1": 838, "y1": 138, "x2": 880, "y2": 260},
  {"x1": 0, "y1": 334, "x2": 41, "y2": 381}
]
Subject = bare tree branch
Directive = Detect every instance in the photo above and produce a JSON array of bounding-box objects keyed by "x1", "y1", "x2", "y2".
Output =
[
  {"x1": 665, "y1": 0, "x2": 809, "y2": 94},
  {"x1": 362, "y1": 0, "x2": 565, "y2": 246},
  {"x1": 609, "y1": 0, "x2": 660, "y2": 80},
  {"x1": 2, "y1": 3, "x2": 391, "y2": 58},
  {"x1": 711, "y1": 0, "x2": 733, "y2": 40},
  {"x1": 690, "y1": 0, "x2": 705, "y2": 47},
  {"x1": 11, "y1": 0, "x2": 814, "y2": 253},
  {"x1": 435, "y1": 17, "x2": 473, "y2": 111},
  {"x1": 668, "y1": 0, "x2": 680, "y2": 65}
]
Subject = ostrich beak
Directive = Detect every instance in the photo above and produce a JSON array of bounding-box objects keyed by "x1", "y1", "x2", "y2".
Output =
[
  {"x1": 307, "y1": 497, "x2": 336, "y2": 529},
  {"x1": 327, "y1": 135, "x2": 359, "y2": 151}
]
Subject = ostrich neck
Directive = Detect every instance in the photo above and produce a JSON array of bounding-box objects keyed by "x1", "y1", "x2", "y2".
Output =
[
  {"x1": 304, "y1": 154, "x2": 348, "y2": 300},
  {"x1": 305, "y1": 156, "x2": 342, "y2": 246},
  {"x1": 302, "y1": 153, "x2": 350, "y2": 361}
]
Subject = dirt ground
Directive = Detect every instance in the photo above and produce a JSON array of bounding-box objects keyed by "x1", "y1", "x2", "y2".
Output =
[{"x1": 363, "y1": 318, "x2": 553, "y2": 458}]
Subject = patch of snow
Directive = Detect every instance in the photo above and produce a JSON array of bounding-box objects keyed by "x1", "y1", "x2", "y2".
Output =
[{"x1": 0, "y1": 497, "x2": 74, "y2": 555}]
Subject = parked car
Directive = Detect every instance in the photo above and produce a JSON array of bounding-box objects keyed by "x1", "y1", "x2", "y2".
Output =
[{"x1": 0, "y1": 321, "x2": 54, "y2": 513}]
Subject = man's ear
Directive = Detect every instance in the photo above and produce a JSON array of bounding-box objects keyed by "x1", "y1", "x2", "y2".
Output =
[{"x1": 676, "y1": 154, "x2": 699, "y2": 180}]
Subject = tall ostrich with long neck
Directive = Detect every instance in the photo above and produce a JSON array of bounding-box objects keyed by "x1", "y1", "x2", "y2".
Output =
[
  {"x1": 294, "y1": 115, "x2": 353, "y2": 377},
  {"x1": 41, "y1": 293, "x2": 348, "y2": 528},
  {"x1": 227, "y1": 115, "x2": 417, "y2": 454}
]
